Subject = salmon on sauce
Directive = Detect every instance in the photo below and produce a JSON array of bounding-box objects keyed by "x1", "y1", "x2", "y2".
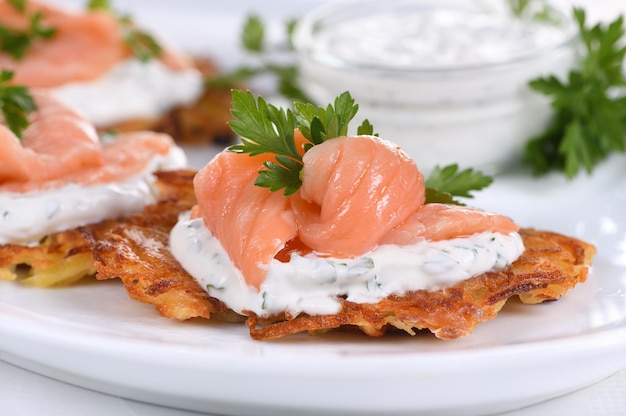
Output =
[
  {"x1": 192, "y1": 134, "x2": 520, "y2": 289},
  {"x1": 0, "y1": 1, "x2": 192, "y2": 89},
  {"x1": 291, "y1": 135, "x2": 425, "y2": 257},
  {"x1": 0, "y1": 90, "x2": 178, "y2": 193},
  {"x1": 192, "y1": 151, "x2": 297, "y2": 290}
]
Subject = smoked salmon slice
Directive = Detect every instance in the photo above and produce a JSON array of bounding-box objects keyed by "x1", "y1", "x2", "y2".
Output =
[
  {"x1": 0, "y1": 90, "x2": 178, "y2": 193},
  {"x1": 381, "y1": 203, "x2": 520, "y2": 246},
  {"x1": 192, "y1": 134, "x2": 520, "y2": 289},
  {"x1": 192, "y1": 151, "x2": 297, "y2": 290},
  {"x1": 0, "y1": 1, "x2": 193, "y2": 89},
  {"x1": 291, "y1": 135, "x2": 425, "y2": 257}
]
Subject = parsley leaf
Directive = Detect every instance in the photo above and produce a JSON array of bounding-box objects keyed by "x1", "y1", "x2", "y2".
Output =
[
  {"x1": 228, "y1": 89, "x2": 493, "y2": 202},
  {"x1": 229, "y1": 90, "x2": 300, "y2": 159},
  {"x1": 0, "y1": 6, "x2": 57, "y2": 60},
  {"x1": 207, "y1": 15, "x2": 312, "y2": 103},
  {"x1": 255, "y1": 156, "x2": 304, "y2": 194},
  {"x1": 524, "y1": 8, "x2": 626, "y2": 178},
  {"x1": 228, "y1": 90, "x2": 302, "y2": 195},
  {"x1": 85, "y1": 2, "x2": 163, "y2": 62},
  {"x1": 8, "y1": 0, "x2": 27, "y2": 13},
  {"x1": 294, "y1": 91, "x2": 361, "y2": 144},
  {"x1": 0, "y1": 70, "x2": 37, "y2": 139},
  {"x1": 119, "y1": 15, "x2": 163, "y2": 62},
  {"x1": 242, "y1": 15, "x2": 264, "y2": 52},
  {"x1": 228, "y1": 90, "x2": 365, "y2": 195},
  {"x1": 356, "y1": 119, "x2": 376, "y2": 136},
  {"x1": 86, "y1": 0, "x2": 112, "y2": 12},
  {"x1": 507, "y1": 0, "x2": 563, "y2": 24},
  {"x1": 424, "y1": 164, "x2": 493, "y2": 205}
]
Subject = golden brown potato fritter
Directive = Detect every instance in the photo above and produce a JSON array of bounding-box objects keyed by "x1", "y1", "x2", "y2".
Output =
[
  {"x1": 0, "y1": 170, "x2": 196, "y2": 287},
  {"x1": 86, "y1": 170, "x2": 596, "y2": 340},
  {"x1": 0, "y1": 227, "x2": 96, "y2": 286},
  {"x1": 86, "y1": 169, "x2": 243, "y2": 322},
  {"x1": 246, "y1": 229, "x2": 596, "y2": 340}
]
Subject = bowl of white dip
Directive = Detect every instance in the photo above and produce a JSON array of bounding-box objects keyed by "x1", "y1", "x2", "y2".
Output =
[{"x1": 293, "y1": 0, "x2": 579, "y2": 174}]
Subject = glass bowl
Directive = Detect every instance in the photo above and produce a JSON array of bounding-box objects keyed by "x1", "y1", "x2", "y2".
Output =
[{"x1": 293, "y1": 0, "x2": 579, "y2": 174}]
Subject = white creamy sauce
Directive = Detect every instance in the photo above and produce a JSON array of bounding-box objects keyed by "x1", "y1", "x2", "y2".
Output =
[
  {"x1": 170, "y1": 212, "x2": 525, "y2": 317},
  {"x1": 52, "y1": 59, "x2": 204, "y2": 127},
  {"x1": 311, "y1": 10, "x2": 569, "y2": 69},
  {"x1": 0, "y1": 146, "x2": 187, "y2": 245}
]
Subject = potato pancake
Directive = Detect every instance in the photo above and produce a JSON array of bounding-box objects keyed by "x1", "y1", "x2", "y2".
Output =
[{"x1": 85, "y1": 171, "x2": 596, "y2": 340}]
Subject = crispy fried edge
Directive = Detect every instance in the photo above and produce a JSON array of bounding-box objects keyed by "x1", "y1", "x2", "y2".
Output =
[
  {"x1": 244, "y1": 229, "x2": 597, "y2": 340},
  {"x1": 0, "y1": 169, "x2": 198, "y2": 287},
  {"x1": 0, "y1": 227, "x2": 97, "y2": 286},
  {"x1": 27, "y1": 168, "x2": 595, "y2": 341},
  {"x1": 85, "y1": 169, "x2": 244, "y2": 322}
]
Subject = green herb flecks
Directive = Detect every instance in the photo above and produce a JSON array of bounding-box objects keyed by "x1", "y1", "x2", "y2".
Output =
[
  {"x1": 207, "y1": 15, "x2": 311, "y2": 103},
  {"x1": 525, "y1": 8, "x2": 626, "y2": 179},
  {"x1": 424, "y1": 164, "x2": 493, "y2": 205},
  {"x1": 0, "y1": 70, "x2": 36, "y2": 139},
  {"x1": 0, "y1": 1, "x2": 57, "y2": 60}
]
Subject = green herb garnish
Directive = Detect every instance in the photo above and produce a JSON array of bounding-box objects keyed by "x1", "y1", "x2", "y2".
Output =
[
  {"x1": 0, "y1": 1, "x2": 57, "y2": 60},
  {"x1": 8, "y1": 0, "x2": 27, "y2": 13},
  {"x1": 119, "y1": 15, "x2": 163, "y2": 62},
  {"x1": 242, "y1": 15, "x2": 264, "y2": 52},
  {"x1": 228, "y1": 90, "x2": 362, "y2": 196},
  {"x1": 524, "y1": 8, "x2": 626, "y2": 178},
  {"x1": 424, "y1": 164, "x2": 493, "y2": 205},
  {"x1": 509, "y1": 0, "x2": 532, "y2": 17},
  {"x1": 293, "y1": 92, "x2": 361, "y2": 144},
  {"x1": 86, "y1": 0, "x2": 112, "y2": 11},
  {"x1": 0, "y1": 70, "x2": 36, "y2": 139},
  {"x1": 228, "y1": 89, "x2": 493, "y2": 201},
  {"x1": 228, "y1": 90, "x2": 302, "y2": 195},
  {"x1": 85, "y1": 1, "x2": 162, "y2": 62},
  {"x1": 0, "y1": 70, "x2": 37, "y2": 139},
  {"x1": 507, "y1": 0, "x2": 562, "y2": 24},
  {"x1": 207, "y1": 15, "x2": 311, "y2": 103}
]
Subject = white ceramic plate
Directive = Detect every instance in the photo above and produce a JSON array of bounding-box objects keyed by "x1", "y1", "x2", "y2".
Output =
[
  {"x1": 1, "y1": 151, "x2": 626, "y2": 416},
  {"x1": 3, "y1": 1, "x2": 626, "y2": 415}
]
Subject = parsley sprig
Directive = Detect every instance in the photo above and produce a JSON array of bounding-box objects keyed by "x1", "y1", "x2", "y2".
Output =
[
  {"x1": 119, "y1": 15, "x2": 163, "y2": 62},
  {"x1": 8, "y1": 0, "x2": 27, "y2": 13},
  {"x1": 86, "y1": 0, "x2": 163, "y2": 62},
  {"x1": 0, "y1": 70, "x2": 36, "y2": 139},
  {"x1": 424, "y1": 164, "x2": 493, "y2": 205},
  {"x1": 207, "y1": 15, "x2": 311, "y2": 103},
  {"x1": 507, "y1": 0, "x2": 563, "y2": 24},
  {"x1": 86, "y1": 0, "x2": 111, "y2": 11},
  {"x1": 228, "y1": 89, "x2": 493, "y2": 202},
  {"x1": 524, "y1": 8, "x2": 626, "y2": 178},
  {"x1": 228, "y1": 90, "x2": 365, "y2": 195},
  {"x1": 0, "y1": 1, "x2": 57, "y2": 60}
]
